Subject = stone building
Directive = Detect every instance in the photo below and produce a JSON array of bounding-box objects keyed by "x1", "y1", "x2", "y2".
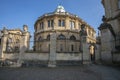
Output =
[
  {"x1": 0, "y1": 25, "x2": 30, "y2": 61},
  {"x1": 99, "y1": 0, "x2": 120, "y2": 63},
  {"x1": 34, "y1": 5, "x2": 96, "y2": 53},
  {"x1": 0, "y1": 5, "x2": 99, "y2": 67}
]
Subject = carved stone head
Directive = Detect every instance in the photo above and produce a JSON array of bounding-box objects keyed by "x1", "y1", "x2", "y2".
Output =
[{"x1": 23, "y1": 25, "x2": 28, "y2": 32}]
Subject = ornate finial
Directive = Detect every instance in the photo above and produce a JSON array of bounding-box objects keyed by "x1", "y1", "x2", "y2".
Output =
[{"x1": 54, "y1": 4, "x2": 66, "y2": 13}]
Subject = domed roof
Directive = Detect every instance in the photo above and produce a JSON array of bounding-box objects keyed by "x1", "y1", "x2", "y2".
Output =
[{"x1": 54, "y1": 5, "x2": 66, "y2": 13}]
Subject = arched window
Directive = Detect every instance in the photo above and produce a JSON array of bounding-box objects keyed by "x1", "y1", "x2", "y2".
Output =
[
  {"x1": 38, "y1": 36, "x2": 42, "y2": 41},
  {"x1": 47, "y1": 35, "x2": 50, "y2": 40},
  {"x1": 70, "y1": 35, "x2": 76, "y2": 40},
  {"x1": 57, "y1": 34, "x2": 66, "y2": 40}
]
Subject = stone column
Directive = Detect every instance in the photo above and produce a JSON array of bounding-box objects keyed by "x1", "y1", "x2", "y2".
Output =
[
  {"x1": 79, "y1": 24, "x2": 91, "y2": 64},
  {"x1": 98, "y1": 16, "x2": 115, "y2": 63},
  {"x1": 17, "y1": 25, "x2": 30, "y2": 66},
  {"x1": 99, "y1": 29, "x2": 113, "y2": 63},
  {"x1": 48, "y1": 32, "x2": 56, "y2": 67},
  {"x1": 82, "y1": 36, "x2": 91, "y2": 64}
]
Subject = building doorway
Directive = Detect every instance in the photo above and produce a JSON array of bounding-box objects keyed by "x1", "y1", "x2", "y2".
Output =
[{"x1": 89, "y1": 43, "x2": 96, "y2": 62}]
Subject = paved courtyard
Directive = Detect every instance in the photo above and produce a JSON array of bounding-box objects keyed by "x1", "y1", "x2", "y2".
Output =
[{"x1": 0, "y1": 64, "x2": 120, "y2": 80}]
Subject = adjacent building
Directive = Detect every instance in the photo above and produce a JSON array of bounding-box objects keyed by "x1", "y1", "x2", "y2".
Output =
[{"x1": 99, "y1": 0, "x2": 120, "y2": 63}]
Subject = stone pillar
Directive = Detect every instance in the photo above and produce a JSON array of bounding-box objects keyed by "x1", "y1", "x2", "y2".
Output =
[
  {"x1": 48, "y1": 32, "x2": 56, "y2": 67},
  {"x1": 82, "y1": 36, "x2": 91, "y2": 64},
  {"x1": 99, "y1": 29, "x2": 113, "y2": 63},
  {"x1": 17, "y1": 25, "x2": 30, "y2": 66},
  {"x1": 79, "y1": 24, "x2": 91, "y2": 64},
  {"x1": 98, "y1": 16, "x2": 115, "y2": 63}
]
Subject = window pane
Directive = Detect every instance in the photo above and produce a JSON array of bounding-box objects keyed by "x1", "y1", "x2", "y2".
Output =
[
  {"x1": 51, "y1": 20, "x2": 54, "y2": 27},
  {"x1": 58, "y1": 20, "x2": 61, "y2": 26},
  {"x1": 62, "y1": 20, "x2": 65, "y2": 26},
  {"x1": 60, "y1": 44, "x2": 63, "y2": 51},
  {"x1": 71, "y1": 45, "x2": 74, "y2": 51},
  {"x1": 72, "y1": 21, "x2": 75, "y2": 28},
  {"x1": 40, "y1": 22, "x2": 43, "y2": 29},
  {"x1": 48, "y1": 20, "x2": 50, "y2": 27}
]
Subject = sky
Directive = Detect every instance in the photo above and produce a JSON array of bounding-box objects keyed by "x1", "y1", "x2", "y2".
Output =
[{"x1": 0, "y1": 0, "x2": 104, "y2": 39}]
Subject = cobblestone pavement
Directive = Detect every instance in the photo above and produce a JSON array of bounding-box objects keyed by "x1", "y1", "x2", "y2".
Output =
[{"x1": 0, "y1": 64, "x2": 120, "y2": 80}]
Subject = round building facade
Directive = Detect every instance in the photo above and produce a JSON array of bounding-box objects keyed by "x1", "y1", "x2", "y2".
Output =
[{"x1": 34, "y1": 5, "x2": 96, "y2": 53}]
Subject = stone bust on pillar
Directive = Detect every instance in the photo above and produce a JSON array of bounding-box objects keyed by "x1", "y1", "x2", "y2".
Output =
[
  {"x1": 23, "y1": 25, "x2": 28, "y2": 32},
  {"x1": 79, "y1": 24, "x2": 87, "y2": 36},
  {"x1": 3, "y1": 27, "x2": 8, "y2": 35}
]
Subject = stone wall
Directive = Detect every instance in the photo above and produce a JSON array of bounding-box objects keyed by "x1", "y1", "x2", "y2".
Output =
[
  {"x1": 112, "y1": 53, "x2": 120, "y2": 63},
  {"x1": 3, "y1": 53, "x2": 82, "y2": 61},
  {"x1": 56, "y1": 53, "x2": 82, "y2": 60}
]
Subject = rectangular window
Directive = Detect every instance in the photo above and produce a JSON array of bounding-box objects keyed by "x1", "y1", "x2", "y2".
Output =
[
  {"x1": 48, "y1": 20, "x2": 50, "y2": 27},
  {"x1": 58, "y1": 20, "x2": 65, "y2": 27},
  {"x1": 62, "y1": 20, "x2": 65, "y2": 26},
  {"x1": 41, "y1": 22, "x2": 43, "y2": 29},
  {"x1": 40, "y1": 22, "x2": 44, "y2": 29},
  {"x1": 58, "y1": 20, "x2": 61, "y2": 26},
  {"x1": 48, "y1": 20, "x2": 54, "y2": 27},
  {"x1": 51, "y1": 20, "x2": 54, "y2": 27},
  {"x1": 70, "y1": 21, "x2": 75, "y2": 29},
  {"x1": 71, "y1": 45, "x2": 74, "y2": 51},
  {"x1": 60, "y1": 44, "x2": 63, "y2": 51}
]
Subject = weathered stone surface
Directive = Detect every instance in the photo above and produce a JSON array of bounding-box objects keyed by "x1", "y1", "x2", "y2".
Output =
[{"x1": 48, "y1": 33, "x2": 57, "y2": 67}]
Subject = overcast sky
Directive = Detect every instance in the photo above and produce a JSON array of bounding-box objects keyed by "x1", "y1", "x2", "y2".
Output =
[{"x1": 0, "y1": 0, "x2": 104, "y2": 38}]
